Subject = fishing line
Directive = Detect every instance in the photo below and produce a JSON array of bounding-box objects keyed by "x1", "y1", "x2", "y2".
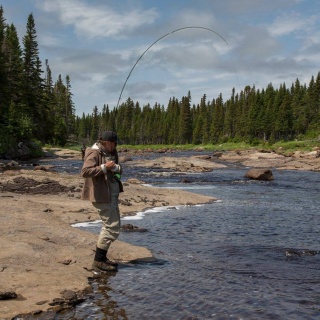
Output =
[{"x1": 116, "y1": 26, "x2": 239, "y2": 108}]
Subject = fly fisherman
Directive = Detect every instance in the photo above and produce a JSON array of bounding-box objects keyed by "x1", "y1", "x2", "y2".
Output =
[{"x1": 81, "y1": 131, "x2": 123, "y2": 272}]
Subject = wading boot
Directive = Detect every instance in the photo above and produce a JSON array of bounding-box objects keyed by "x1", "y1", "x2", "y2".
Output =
[
  {"x1": 92, "y1": 260, "x2": 118, "y2": 272},
  {"x1": 92, "y1": 247, "x2": 118, "y2": 272}
]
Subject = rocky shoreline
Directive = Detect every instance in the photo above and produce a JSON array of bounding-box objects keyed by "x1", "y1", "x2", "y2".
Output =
[{"x1": 0, "y1": 147, "x2": 319, "y2": 319}]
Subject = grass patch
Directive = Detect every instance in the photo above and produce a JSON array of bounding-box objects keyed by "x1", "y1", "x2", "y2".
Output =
[{"x1": 45, "y1": 139, "x2": 319, "y2": 154}]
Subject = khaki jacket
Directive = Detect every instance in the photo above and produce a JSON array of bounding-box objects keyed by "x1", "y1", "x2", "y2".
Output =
[{"x1": 81, "y1": 147, "x2": 122, "y2": 202}]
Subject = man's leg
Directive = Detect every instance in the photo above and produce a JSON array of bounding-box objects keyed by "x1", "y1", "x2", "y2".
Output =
[{"x1": 92, "y1": 182, "x2": 120, "y2": 271}]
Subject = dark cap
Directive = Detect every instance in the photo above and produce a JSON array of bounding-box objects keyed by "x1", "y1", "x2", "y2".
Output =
[{"x1": 101, "y1": 131, "x2": 118, "y2": 142}]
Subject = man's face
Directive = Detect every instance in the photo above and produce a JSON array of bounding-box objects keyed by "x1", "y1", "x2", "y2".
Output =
[{"x1": 101, "y1": 140, "x2": 116, "y2": 153}]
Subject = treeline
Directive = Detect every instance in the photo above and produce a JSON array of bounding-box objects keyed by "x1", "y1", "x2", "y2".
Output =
[
  {"x1": 0, "y1": 6, "x2": 75, "y2": 154},
  {"x1": 76, "y1": 73, "x2": 320, "y2": 145}
]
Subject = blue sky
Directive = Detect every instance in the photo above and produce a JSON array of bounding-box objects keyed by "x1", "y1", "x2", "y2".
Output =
[{"x1": 1, "y1": 0, "x2": 319, "y2": 116}]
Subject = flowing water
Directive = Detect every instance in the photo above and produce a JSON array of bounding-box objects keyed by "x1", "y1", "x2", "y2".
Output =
[{"x1": 32, "y1": 153, "x2": 320, "y2": 319}]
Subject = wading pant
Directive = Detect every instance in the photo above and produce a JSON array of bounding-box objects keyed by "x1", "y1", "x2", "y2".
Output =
[{"x1": 92, "y1": 181, "x2": 120, "y2": 251}]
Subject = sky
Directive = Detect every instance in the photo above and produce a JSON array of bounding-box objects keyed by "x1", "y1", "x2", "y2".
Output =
[{"x1": 1, "y1": 0, "x2": 320, "y2": 116}]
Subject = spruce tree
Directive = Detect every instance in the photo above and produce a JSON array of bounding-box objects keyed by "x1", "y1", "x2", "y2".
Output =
[
  {"x1": 291, "y1": 79, "x2": 308, "y2": 136},
  {"x1": 307, "y1": 74, "x2": 320, "y2": 133},
  {"x1": 224, "y1": 88, "x2": 236, "y2": 140},
  {"x1": 65, "y1": 75, "x2": 75, "y2": 137},
  {"x1": 43, "y1": 59, "x2": 57, "y2": 142},
  {"x1": 0, "y1": 6, "x2": 8, "y2": 128},
  {"x1": 178, "y1": 92, "x2": 192, "y2": 144},
  {"x1": 5, "y1": 24, "x2": 26, "y2": 141},
  {"x1": 22, "y1": 13, "x2": 45, "y2": 141},
  {"x1": 5, "y1": 24, "x2": 24, "y2": 106},
  {"x1": 90, "y1": 106, "x2": 99, "y2": 142},
  {"x1": 210, "y1": 94, "x2": 224, "y2": 143}
]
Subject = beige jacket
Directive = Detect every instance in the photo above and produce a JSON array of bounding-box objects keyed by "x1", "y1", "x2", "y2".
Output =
[{"x1": 81, "y1": 146, "x2": 121, "y2": 202}]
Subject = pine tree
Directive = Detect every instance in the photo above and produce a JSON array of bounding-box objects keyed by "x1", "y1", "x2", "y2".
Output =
[
  {"x1": 5, "y1": 24, "x2": 24, "y2": 106},
  {"x1": 22, "y1": 13, "x2": 45, "y2": 141},
  {"x1": 65, "y1": 75, "x2": 75, "y2": 136},
  {"x1": 224, "y1": 88, "x2": 236, "y2": 140},
  {"x1": 52, "y1": 74, "x2": 67, "y2": 144},
  {"x1": 167, "y1": 97, "x2": 180, "y2": 144},
  {"x1": 199, "y1": 94, "x2": 211, "y2": 144},
  {"x1": 43, "y1": 59, "x2": 57, "y2": 142},
  {"x1": 178, "y1": 92, "x2": 192, "y2": 144},
  {"x1": 131, "y1": 102, "x2": 142, "y2": 144},
  {"x1": 291, "y1": 79, "x2": 308, "y2": 136},
  {"x1": 307, "y1": 74, "x2": 320, "y2": 134},
  {"x1": 262, "y1": 83, "x2": 276, "y2": 142},
  {"x1": 274, "y1": 84, "x2": 292, "y2": 140},
  {"x1": 90, "y1": 106, "x2": 99, "y2": 142},
  {"x1": 210, "y1": 94, "x2": 224, "y2": 143},
  {"x1": 5, "y1": 24, "x2": 29, "y2": 141},
  {"x1": 0, "y1": 6, "x2": 8, "y2": 128}
]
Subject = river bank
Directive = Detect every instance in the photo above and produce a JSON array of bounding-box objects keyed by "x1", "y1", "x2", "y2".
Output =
[
  {"x1": 0, "y1": 147, "x2": 319, "y2": 319},
  {"x1": 0, "y1": 149, "x2": 216, "y2": 319}
]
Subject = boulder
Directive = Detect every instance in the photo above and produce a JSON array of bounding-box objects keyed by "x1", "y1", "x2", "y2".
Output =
[{"x1": 244, "y1": 168, "x2": 274, "y2": 181}]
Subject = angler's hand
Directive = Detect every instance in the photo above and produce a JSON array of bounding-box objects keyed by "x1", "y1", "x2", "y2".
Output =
[
  {"x1": 111, "y1": 164, "x2": 121, "y2": 173},
  {"x1": 105, "y1": 161, "x2": 116, "y2": 171}
]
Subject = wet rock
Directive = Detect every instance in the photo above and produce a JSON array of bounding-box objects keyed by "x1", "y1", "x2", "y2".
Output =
[
  {"x1": 0, "y1": 290, "x2": 17, "y2": 300},
  {"x1": 61, "y1": 290, "x2": 77, "y2": 300},
  {"x1": 49, "y1": 298, "x2": 65, "y2": 306},
  {"x1": 244, "y1": 168, "x2": 274, "y2": 181},
  {"x1": 121, "y1": 224, "x2": 148, "y2": 232},
  {"x1": 285, "y1": 249, "x2": 319, "y2": 257},
  {"x1": 51, "y1": 290, "x2": 86, "y2": 307}
]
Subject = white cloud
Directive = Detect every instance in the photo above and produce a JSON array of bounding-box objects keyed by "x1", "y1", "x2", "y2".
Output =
[
  {"x1": 268, "y1": 12, "x2": 317, "y2": 37},
  {"x1": 37, "y1": 0, "x2": 158, "y2": 39}
]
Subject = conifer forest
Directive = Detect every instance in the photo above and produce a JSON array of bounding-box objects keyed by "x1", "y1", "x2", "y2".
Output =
[{"x1": 1, "y1": 6, "x2": 319, "y2": 154}]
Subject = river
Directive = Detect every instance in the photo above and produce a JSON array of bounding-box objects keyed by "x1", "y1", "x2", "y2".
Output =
[{"x1": 38, "y1": 152, "x2": 320, "y2": 319}]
